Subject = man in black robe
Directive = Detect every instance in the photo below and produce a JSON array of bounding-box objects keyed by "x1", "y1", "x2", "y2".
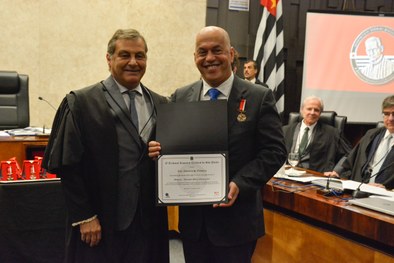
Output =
[
  {"x1": 43, "y1": 29, "x2": 169, "y2": 263},
  {"x1": 326, "y1": 95, "x2": 394, "y2": 190}
]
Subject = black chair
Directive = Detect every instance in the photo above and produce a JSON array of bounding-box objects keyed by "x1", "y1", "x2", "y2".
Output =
[
  {"x1": 287, "y1": 111, "x2": 347, "y2": 135},
  {"x1": 0, "y1": 71, "x2": 29, "y2": 130}
]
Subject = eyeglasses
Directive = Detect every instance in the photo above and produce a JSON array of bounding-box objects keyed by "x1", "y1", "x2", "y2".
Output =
[{"x1": 382, "y1": 112, "x2": 394, "y2": 118}]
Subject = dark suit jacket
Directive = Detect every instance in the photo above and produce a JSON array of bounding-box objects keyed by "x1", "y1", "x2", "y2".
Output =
[
  {"x1": 282, "y1": 121, "x2": 350, "y2": 173},
  {"x1": 43, "y1": 76, "x2": 169, "y2": 260},
  {"x1": 254, "y1": 78, "x2": 266, "y2": 87},
  {"x1": 338, "y1": 127, "x2": 394, "y2": 190},
  {"x1": 172, "y1": 76, "x2": 287, "y2": 246}
]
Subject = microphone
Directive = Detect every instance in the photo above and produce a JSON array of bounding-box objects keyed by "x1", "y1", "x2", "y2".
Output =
[
  {"x1": 317, "y1": 172, "x2": 340, "y2": 196},
  {"x1": 325, "y1": 173, "x2": 334, "y2": 193},
  {"x1": 318, "y1": 157, "x2": 348, "y2": 196},
  {"x1": 352, "y1": 161, "x2": 394, "y2": 199},
  {"x1": 38, "y1": 96, "x2": 57, "y2": 111}
]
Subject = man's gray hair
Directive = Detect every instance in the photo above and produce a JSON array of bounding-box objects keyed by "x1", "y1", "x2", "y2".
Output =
[
  {"x1": 300, "y1": 95, "x2": 324, "y2": 112},
  {"x1": 107, "y1": 29, "x2": 148, "y2": 56}
]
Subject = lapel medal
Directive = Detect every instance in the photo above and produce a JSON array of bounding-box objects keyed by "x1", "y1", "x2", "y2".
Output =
[{"x1": 237, "y1": 98, "x2": 247, "y2": 122}]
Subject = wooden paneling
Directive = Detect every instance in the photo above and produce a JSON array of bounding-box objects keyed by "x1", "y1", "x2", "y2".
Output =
[
  {"x1": 250, "y1": 175, "x2": 394, "y2": 262},
  {"x1": 252, "y1": 209, "x2": 393, "y2": 263},
  {"x1": 0, "y1": 136, "x2": 48, "y2": 165},
  {"x1": 263, "y1": 177, "x2": 394, "y2": 249}
]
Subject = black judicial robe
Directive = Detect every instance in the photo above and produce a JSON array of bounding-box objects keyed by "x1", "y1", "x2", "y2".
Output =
[
  {"x1": 340, "y1": 127, "x2": 394, "y2": 190},
  {"x1": 42, "y1": 78, "x2": 169, "y2": 262}
]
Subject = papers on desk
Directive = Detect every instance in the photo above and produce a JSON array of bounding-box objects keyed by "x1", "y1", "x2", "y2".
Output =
[
  {"x1": 274, "y1": 168, "x2": 325, "y2": 183},
  {"x1": 4, "y1": 127, "x2": 51, "y2": 136},
  {"x1": 311, "y1": 178, "x2": 346, "y2": 191},
  {"x1": 358, "y1": 183, "x2": 394, "y2": 198},
  {"x1": 285, "y1": 169, "x2": 306, "y2": 176},
  {"x1": 275, "y1": 165, "x2": 394, "y2": 198},
  {"x1": 275, "y1": 174, "x2": 326, "y2": 183},
  {"x1": 349, "y1": 196, "x2": 394, "y2": 216},
  {"x1": 274, "y1": 164, "x2": 325, "y2": 183},
  {"x1": 0, "y1": 131, "x2": 10, "y2": 137},
  {"x1": 311, "y1": 178, "x2": 394, "y2": 198}
]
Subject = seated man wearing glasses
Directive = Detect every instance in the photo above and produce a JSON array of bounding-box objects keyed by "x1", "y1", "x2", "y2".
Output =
[{"x1": 326, "y1": 95, "x2": 394, "y2": 190}]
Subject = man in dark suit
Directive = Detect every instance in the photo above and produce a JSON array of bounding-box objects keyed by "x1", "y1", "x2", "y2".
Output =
[
  {"x1": 243, "y1": 59, "x2": 265, "y2": 86},
  {"x1": 149, "y1": 26, "x2": 286, "y2": 263},
  {"x1": 326, "y1": 95, "x2": 394, "y2": 190},
  {"x1": 282, "y1": 96, "x2": 350, "y2": 173},
  {"x1": 42, "y1": 29, "x2": 169, "y2": 263}
]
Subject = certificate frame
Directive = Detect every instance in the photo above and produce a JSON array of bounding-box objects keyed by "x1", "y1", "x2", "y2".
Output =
[
  {"x1": 157, "y1": 153, "x2": 228, "y2": 205},
  {"x1": 155, "y1": 100, "x2": 229, "y2": 205}
]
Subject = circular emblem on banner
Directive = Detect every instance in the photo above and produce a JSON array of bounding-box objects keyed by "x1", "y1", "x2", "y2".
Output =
[{"x1": 350, "y1": 26, "x2": 394, "y2": 85}]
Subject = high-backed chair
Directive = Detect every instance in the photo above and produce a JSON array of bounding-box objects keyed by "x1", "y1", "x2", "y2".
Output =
[
  {"x1": 0, "y1": 71, "x2": 29, "y2": 130},
  {"x1": 287, "y1": 111, "x2": 347, "y2": 135}
]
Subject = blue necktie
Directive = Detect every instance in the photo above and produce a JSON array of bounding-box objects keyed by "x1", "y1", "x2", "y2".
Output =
[
  {"x1": 127, "y1": 90, "x2": 139, "y2": 131},
  {"x1": 208, "y1": 88, "x2": 220, "y2": 101}
]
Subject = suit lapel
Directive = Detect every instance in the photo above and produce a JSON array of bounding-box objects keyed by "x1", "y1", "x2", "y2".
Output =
[
  {"x1": 366, "y1": 129, "x2": 386, "y2": 164},
  {"x1": 101, "y1": 77, "x2": 142, "y2": 148},
  {"x1": 140, "y1": 85, "x2": 157, "y2": 142},
  {"x1": 290, "y1": 123, "x2": 301, "y2": 153},
  {"x1": 102, "y1": 77, "x2": 129, "y2": 114},
  {"x1": 185, "y1": 80, "x2": 203, "y2": 102}
]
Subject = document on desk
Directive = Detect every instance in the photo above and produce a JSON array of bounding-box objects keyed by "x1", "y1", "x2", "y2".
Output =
[
  {"x1": 155, "y1": 101, "x2": 229, "y2": 205},
  {"x1": 358, "y1": 183, "x2": 394, "y2": 198},
  {"x1": 330, "y1": 180, "x2": 394, "y2": 197},
  {"x1": 0, "y1": 131, "x2": 10, "y2": 137},
  {"x1": 4, "y1": 127, "x2": 51, "y2": 136},
  {"x1": 274, "y1": 164, "x2": 324, "y2": 183},
  {"x1": 311, "y1": 178, "x2": 394, "y2": 198},
  {"x1": 349, "y1": 196, "x2": 394, "y2": 216}
]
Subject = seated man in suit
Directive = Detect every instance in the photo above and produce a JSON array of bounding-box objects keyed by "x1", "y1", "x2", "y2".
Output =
[
  {"x1": 325, "y1": 95, "x2": 394, "y2": 190},
  {"x1": 283, "y1": 96, "x2": 351, "y2": 173}
]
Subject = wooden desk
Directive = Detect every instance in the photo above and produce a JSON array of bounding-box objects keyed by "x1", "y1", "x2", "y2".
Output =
[
  {"x1": 0, "y1": 136, "x2": 48, "y2": 164},
  {"x1": 252, "y1": 176, "x2": 394, "y2": 263}
]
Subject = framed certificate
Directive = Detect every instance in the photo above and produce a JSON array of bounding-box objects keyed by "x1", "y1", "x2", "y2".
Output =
[
  {"x1": 156, "y1": 101, "x2": 228, "y2": 205},
  {"x1": 157, "y1": 153, "x2": 228, "y2": 205}
]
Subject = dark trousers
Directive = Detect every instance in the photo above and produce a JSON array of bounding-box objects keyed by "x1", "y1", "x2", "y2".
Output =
[
  {"x1": 66, "y1": 207, "x2": 169, "y2": 263},
  {"x1": 182, "y1": 227, "x2": 257, "y2": 263}
]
